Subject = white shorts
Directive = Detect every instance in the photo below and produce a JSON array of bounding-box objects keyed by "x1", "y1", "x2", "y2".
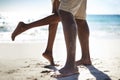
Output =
[{"x1": 52, "y1": 0, "x2": 87, "y2": 20}]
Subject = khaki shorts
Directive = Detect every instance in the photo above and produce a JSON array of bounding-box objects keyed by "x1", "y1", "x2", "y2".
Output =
[{"x1": 51, "y1": 0, "x2": 87, "y2": 20}]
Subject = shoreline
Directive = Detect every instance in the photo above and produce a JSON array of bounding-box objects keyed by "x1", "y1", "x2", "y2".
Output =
[{"x1": 0, "y1": 35, "x2": 120, "y2": 59}]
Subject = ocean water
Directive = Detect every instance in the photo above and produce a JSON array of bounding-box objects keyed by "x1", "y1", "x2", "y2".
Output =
[
  {"x1": 0, "y1": 15, "x2": 120, "y2": 41},
  {"x1": 87, "y1": 15, "x2": 120, "y2": 39}
]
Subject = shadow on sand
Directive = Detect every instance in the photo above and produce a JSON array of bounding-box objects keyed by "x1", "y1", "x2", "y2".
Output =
[
  {"x1": 85, "y1": 65, "x2": 111, "y2": 80},
  {"x1": 56, "y1": 74, "x2": 79, "y2": 80},
  {"x1": 56, "y1": 65, "x2": 111, "y2": 80},
  {"x1": 43, "y1": 65, "x2": 111, "y2": 80}
]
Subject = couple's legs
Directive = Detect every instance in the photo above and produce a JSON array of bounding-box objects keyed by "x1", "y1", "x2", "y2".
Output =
[
  {"x1": 40, "y1": 12, "x2": 91, "y2": 67},
  {"x1": 11, "y1": 14, "x2": 60, "y2": 66},
  {"x1": 51, "y1": 10, "x2": 91, "y2": 77},
  {"x1": 58, "y1": 11, "x2": 91, "y2": 67},
  {"x1": 11, "y1": 11, "x2": 91, "y2": 68}
]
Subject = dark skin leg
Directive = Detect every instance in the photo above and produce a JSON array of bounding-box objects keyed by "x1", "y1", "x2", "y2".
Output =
[
  {"x1": 43, "y1": 23, "x2": 58, "y2": 66},
  {"x1": 11, "y1": 14, "x2": 91, "y2": 66},
  {"x1": 11, "y1": 0, "x2": 61, "y2": 66},
  {"x1": 11, "y1": 1, "x2": 91, "y2": 66},
  {"x1": 52, "y1": 11, "x2": 92, "y2": 78},
  {"x1": 11, "y1": 14, "x2": 60, "y2": 41},
  {"x1": 11, "y1": 14, "x2": 60, "y2": 66},
  {"x1": 76, "y1": 19, "x2": 92, "y2": 65},
  {"x1": 54, "y1": 10, "x2": 78, "y2": 77},
  {"x1": 40, "y1": 18, "x2": 92, "y2": 66}
]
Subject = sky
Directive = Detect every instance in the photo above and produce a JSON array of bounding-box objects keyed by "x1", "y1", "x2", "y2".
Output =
[
  {"x1": 87, "y1": 0, "x2": 120, "y2": 14},
  {"x1": 0, "y1": 0, "x2": 120, "y2": 15},
  {"x1": 0, "y1": 0, "x2": 120, "y2": 23}
]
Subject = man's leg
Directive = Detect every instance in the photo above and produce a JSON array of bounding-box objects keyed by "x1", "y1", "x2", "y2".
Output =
[
  {"x1": 43, "y1": 23, "x2": 58, "y2": 66},
  {"x1": 11, "y1": 14, "x2": 60, "y2": 41},
  {"x1": 76, "y1": 19, "x2": 91, "y2": 65},
  {"x1": 52, "y1": 10, "x2": 78, "y2": 77}
]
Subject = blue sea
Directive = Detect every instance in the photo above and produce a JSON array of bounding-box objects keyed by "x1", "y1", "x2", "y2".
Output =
[
  {"x1": 87, "y1": 15, "x2": 120, "y2": 39},
  {"x1": 0, "y1": 15, "x2": 120, "y2": 41}
]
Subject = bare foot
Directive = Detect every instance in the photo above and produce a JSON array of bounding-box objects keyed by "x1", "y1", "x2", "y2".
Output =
[
  {"x1": 11, "y1": 22, "x2": 27, "y2": 41},
  {"x1": 42, "y1": 51, "x2": 56, "y2": 66},
  {"x1": 76, "y1": 59, "x2": 92, "y2": 66},
  {"x1": 51, "y1": 66, "x2": 79, "y2": 78}
]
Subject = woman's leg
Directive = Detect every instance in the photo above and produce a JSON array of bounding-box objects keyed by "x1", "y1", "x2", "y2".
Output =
[
  {"x1": 11, "y1": 14, "x2": 60, "y2": 41},
  {"x1": 43, "y1": 23, "x2": 58, "y2": 65},
  {"x1": 11, "y1": 14, "x2": 60, "y2": 66}
]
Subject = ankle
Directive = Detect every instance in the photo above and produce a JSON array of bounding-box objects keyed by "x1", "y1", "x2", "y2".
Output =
[
  {"x1": 42, "y1": 50, "x2": 53, "y2": 56},
  {"x1": 45, "y1": 50, "x2": 52, "y2": 54}
]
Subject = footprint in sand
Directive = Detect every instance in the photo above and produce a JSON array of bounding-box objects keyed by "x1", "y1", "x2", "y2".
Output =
[
  {"x1": 22, "y1": 65, "x2": 30, "y2": 68},
  {"x1": 24, "y1": 61, "x2": 28, "y2": 63},
  {"x1": 6, "y1": 69, "x2": 17, "y2": 74},
  {"x1": 103, "y1": 70, "x2": 110, "y2": 72},
  {"x1": 35, "y1": 63, "x2": 42, "y2": 67},
  {"x1": 26, "y1": 77, "x2": 38, "y2": 80},
  {"x1": 41, "y1": 70, "x2": 51, "y2": 73}
]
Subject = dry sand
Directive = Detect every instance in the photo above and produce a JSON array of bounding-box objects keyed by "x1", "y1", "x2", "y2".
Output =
[{"x1": 0, "y1": 37, "x2": 120, "y2": 80}]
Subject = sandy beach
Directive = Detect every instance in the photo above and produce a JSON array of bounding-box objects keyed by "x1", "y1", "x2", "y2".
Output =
[
  {"x1": 0, "y1": 0, "x2": 120, "y2": 79},
  {"x1": 0, "y1": 33, "x2": 120, "y2": 80}
]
